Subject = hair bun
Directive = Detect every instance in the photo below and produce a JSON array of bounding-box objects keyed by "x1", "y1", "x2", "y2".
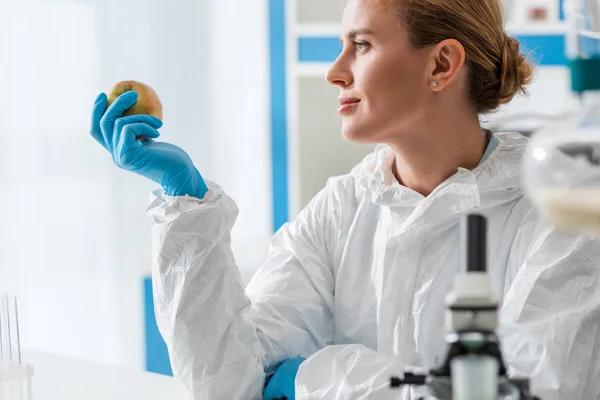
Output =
[{"x1": 497, "y1": 34, "x2": 533, "y2": 105}]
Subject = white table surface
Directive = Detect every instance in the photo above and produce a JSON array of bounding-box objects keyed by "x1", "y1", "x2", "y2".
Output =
[{"x1": 22, "y1": 350, "x2": 187, "y2": 400}]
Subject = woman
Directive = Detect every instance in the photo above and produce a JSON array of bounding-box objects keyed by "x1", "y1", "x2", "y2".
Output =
[{"x1": 90, "y1": 0, "x2": 600, "y2": 399}]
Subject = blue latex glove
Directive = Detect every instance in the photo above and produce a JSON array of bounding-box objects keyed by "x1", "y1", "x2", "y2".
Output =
[
  {"x1": 263, "y1": 357, "x2": 306, "y2": 400},
  {"x1": 90, "y1": 91, "x2": 208, "y2": 199}
]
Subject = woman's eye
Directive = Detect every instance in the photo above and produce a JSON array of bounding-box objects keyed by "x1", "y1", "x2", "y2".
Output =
[{"x1": 353, "y1": 41, "x2": 369, "y2": 52}]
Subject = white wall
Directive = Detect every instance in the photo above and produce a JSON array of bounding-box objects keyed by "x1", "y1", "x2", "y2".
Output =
[
  {"x1": 0, "y1": 0, "x2": 271, "y2": 370},
  {"x1": 297, "y1": 0, "x2": 346, "y2": 23},
  {"x1": 208, "y1": 0, "x2": 272, "y2": 283}
]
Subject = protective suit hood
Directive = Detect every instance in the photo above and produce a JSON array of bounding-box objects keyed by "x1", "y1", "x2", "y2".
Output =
[{"x1": 350, "y1": 132, "x2": 526, "y2": 222}]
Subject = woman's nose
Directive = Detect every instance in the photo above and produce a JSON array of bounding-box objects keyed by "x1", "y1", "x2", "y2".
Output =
[{"x1": 326, "y1": 61, "x2": 353, "y2": 87}]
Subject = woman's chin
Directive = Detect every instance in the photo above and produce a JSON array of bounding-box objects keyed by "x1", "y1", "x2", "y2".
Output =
[{"x1": 341, "y1": 122, "x2": 376, "y2": 144}]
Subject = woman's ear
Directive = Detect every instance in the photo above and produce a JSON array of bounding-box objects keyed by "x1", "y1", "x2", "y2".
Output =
[{"x1": 429, "y1": 39, "x2": 466, "y2": 91}]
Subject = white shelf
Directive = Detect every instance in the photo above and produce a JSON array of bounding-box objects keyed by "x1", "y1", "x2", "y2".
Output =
[
  {"x1": 295, "y1": 63, "x2": 331, "y2": 78},
  {"x1": 295, "y1": 23, "x2": 341, "y2": 37},
  {"x1": 506, "y1": 21, "x2": 567, "y2": 35},
  {"x1": 581, "y1": 29, "x2": 600, "y2": 39}
]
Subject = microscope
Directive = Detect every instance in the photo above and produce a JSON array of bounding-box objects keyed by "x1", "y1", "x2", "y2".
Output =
[{"x1": 390, "y1": 214, "x2": 541, "y2": 400}]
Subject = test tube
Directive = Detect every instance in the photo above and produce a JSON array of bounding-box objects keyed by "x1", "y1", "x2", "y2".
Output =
[
  {"x1": 0, "y1": 293, "x2": 32, "y2": 400},
  {"x1": 0, "y1": 294, "x2": 21, "y2": 364},
  {"x1": 9, "y1": 294, "x2": 21, "y2": 365}
]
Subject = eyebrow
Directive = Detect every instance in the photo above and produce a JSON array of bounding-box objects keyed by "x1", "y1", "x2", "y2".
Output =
[{"x1": 341, "y1": 28, "x2": 376, "y2": 41}]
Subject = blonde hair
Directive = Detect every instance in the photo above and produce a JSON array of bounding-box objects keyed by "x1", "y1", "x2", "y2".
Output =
[{"x1": 377, "y1": 0, "x2": 533, "y2": 113}]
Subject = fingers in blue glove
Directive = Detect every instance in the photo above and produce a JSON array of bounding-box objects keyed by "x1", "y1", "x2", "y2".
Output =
[
  {"x1": 91, "y1": 93, "x2": 109, "y2": 149},
  {"x1": 263, "y1": 357, "x2": 306, "y2": 400},
  {"x1": 113, "y1": 122, "x2": 161, "y2": 169},
  {"x1": 100, "y1": 91, "x2": 139, "y2": 147},
  {"x1": 112, "y1": 115, "x2": 162, "y2": 151}
]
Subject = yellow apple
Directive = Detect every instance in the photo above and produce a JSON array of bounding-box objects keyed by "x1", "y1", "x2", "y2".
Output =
[{"x1": 106, "y1": 80, "x2": 163, "y2": 120}]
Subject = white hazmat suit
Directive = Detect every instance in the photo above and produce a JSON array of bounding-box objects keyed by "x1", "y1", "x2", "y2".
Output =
[{"x1": 148, "y1": 132, "x2": 600, "y2": 399}]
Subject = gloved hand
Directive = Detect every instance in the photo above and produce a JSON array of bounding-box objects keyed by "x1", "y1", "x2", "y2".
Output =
[
  {"x1": 263, "y1": 357, "x2": 306, "y2": 400},
  {"x1": 90, "y1": 91, "x2": 208, "y2": 199}
]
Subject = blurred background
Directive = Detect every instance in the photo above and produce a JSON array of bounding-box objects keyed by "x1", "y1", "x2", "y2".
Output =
[{"x1": 0, "y1": 0, "x2": 582, "y2": 377}]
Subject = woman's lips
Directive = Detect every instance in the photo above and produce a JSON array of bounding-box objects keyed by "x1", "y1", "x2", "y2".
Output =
[{"x1": 338, "y1": 97, "x2": 361, "y2": 115}]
